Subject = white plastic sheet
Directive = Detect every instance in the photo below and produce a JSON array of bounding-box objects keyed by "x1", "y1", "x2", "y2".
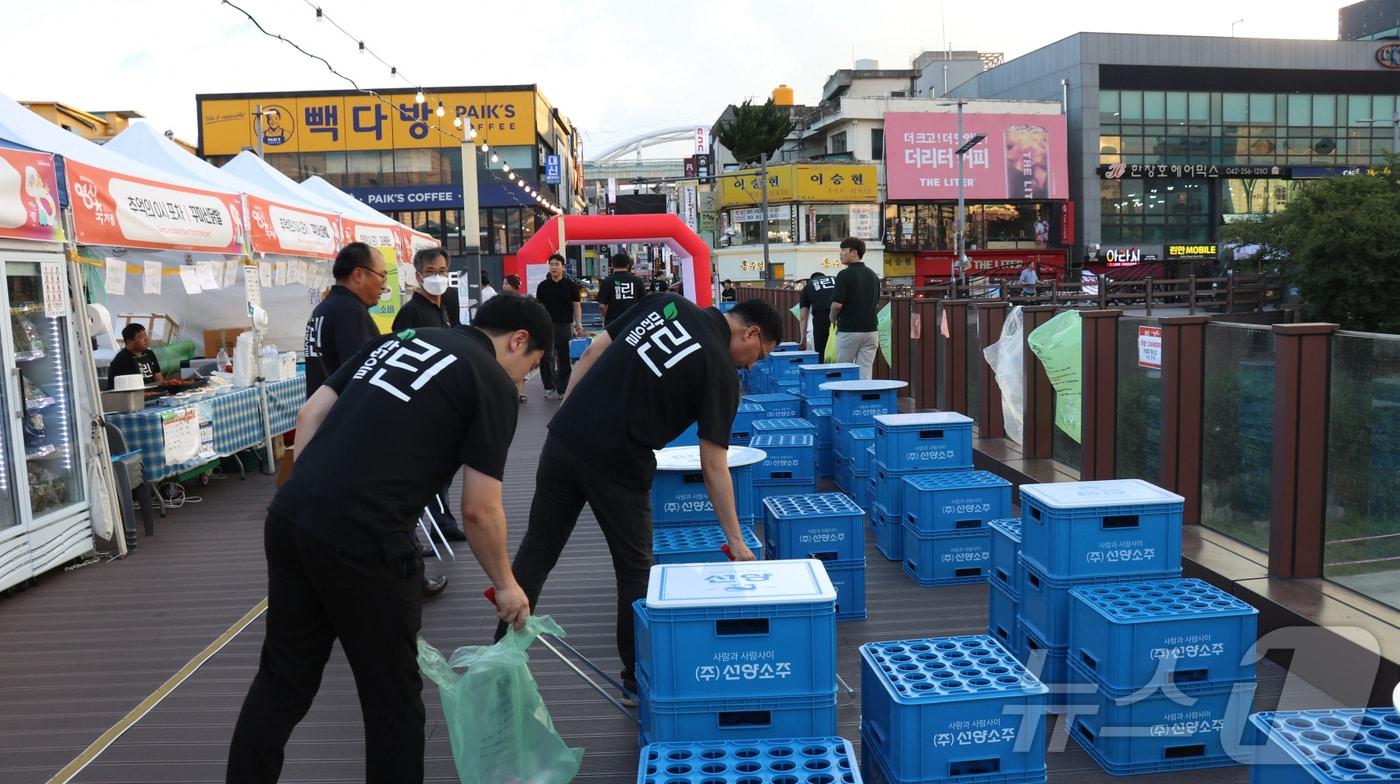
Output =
[{"x1": 982, "y1": 305, "x2": 1025, "y2": 444}]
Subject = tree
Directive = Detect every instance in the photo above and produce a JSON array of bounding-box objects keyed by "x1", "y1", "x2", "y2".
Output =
[
  {"x1": 714, "y1": 99, "x2": 794, "y2": 165},
  {"x1": 1221, "y1": 157, "x2": 1400, "y2": 333}
]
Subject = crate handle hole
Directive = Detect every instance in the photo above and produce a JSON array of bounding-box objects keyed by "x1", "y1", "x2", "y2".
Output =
[
  {"x1": 954, "y1": 567, "x2": 982, "y2": 577},
  {"x1": 812, "y1": 551, "x2": 838, "y2": 562},
  {"x1": 1028, "y1": 573, "x2": 1042, "y2": 589},
  {"x1": 994, "y1": 568, "x2": 1010, "y2": 583},
  {"x1": 904, "y1": 560, "x2": 918, "y2": 572},
  {"x1": 1030, "y1": 507, "x2": 1042, "y2": 520},
  {"x1": 682, "y1": 472, "x2": 705, "y2": 484},
  {"x1": 1080, "y1": 651, "x2": 1098, "y2": 671},
  {"x1": 1165, "y1": 744, "x2": 1206, "y2": 760},
  {"x1": 716, "y1": 618, "x2": 770, "y2": 636},
  {"x1": 718, "y1": 710, "x2": 772, "y2": 728},
  {"x1": 955, "y1": 519, "x2": 981, "y2": 529},
  {"x1": 1103, "y1": 514, "x2": 1139, "y2": 529},
  {"x1": 1074, "y1": 721, "x2": 1095, "y2": 744},
  {"x1": 949, "y1": 759, "x2": 1000, "y2": 776},
  {"x1": 918, "y1": 430, "x2": 945, "y2": 439},
  {"x1": 859, "y1": 393, "x2": 880, "y2": 401},
  {"x1": 772, "y1": 471, "x2": 793, "y2": 479},
  {"x1": 1171, "y1": 668, "x2": 1209, "y2": 684},
  {"x1": 993, "y1": 624, "x2": 1010, "y2": 641}
]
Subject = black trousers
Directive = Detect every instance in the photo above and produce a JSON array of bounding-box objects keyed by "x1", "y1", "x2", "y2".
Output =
[
  {"x1": 497, "y1": 435, "x2": 652, "y2": 682},
  {"x1": 812, "y1": 313, "x2": 832, "y2": 360},
  {"x1": 538, "y1": 322, "x2": 573, "y2": 394},
  {"x1": 227, "y1": 515, "x2": 424, "y2": 784}
]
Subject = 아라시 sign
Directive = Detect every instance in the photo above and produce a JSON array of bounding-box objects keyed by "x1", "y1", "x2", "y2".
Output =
[{"x1": 1138, "y1": 326, "x2": 1162, "y2": 369}]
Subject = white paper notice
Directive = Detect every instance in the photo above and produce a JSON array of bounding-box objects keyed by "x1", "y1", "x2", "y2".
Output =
[
  {"x1": 161, "y1": 408, "x2": 200, "y2": 464},
  {"x1": 273, "y1": 261, "x2": 287, "y2": 287},
  {"x1": 196, "y1": 262, "x2": 221, "y2": 291},
  {"x1": 223, "y1": 259, "x2": 239, "y2": 288},
  {"x1": 40, "y1": 259, "x2": 68, "y2": 318},
  {"x1": 104, "y1": 257, "x2": 126, "y2": 296},
  {"x1": 143, "y1": 261, "x2": 162, "y2": 295},
  {"x1": 179, "y1": 265, "x2": 202, "y2": 295},
  {"x1": 258, "y1": 262, "x2": 273, "y2": 288}
]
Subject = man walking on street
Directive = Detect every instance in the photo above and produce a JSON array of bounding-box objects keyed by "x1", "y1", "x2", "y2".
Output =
[
  {"x1": 534, "y1": 254, "x2": 583, "y2": 400},
  {"x1": 828, "y1": 237, "x2": 881, "y2": 379},
  {"x1": 497, "y1": 295, "x2": 783, "y2": 700},
  {"x1": 798, "y1": 271, "x2": 836, "y2": 358},
  {"x1": 596, "y1": 252, "x2": 645, "y2": 327},
  {"x1": 228, "y1": 294, "x2": 551, "y2": 784}
]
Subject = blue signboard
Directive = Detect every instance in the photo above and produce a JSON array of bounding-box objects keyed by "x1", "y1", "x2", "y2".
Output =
[
  {"x1": 347, "y1": 182, "x2": 547, "y2": 211},
  {"x1": 545, "y1": 154, "x2": 561, "y2": 184}
]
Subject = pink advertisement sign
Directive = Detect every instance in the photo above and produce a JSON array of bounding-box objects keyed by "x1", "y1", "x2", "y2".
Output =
[{"x1": 885, "y1": 112, "x2": 1069, "y2": 201}]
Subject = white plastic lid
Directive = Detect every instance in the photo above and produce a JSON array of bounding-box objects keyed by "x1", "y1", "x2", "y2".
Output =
[
  {"x1": 799, "y1": 363, "x2": 860, "y2": 372},
  {"x1": 1019, "y1": 479, "x2": 1184, "y2": 509},
  {"x1": 647, "y1": 558, "x2": 838, "y2": 608},
  {"x1": 654, "y1": 445, "x2": 768, "y2": 471},
  {"x1": 874, "y1": 412, "x2": 972, "y2": 428},
  {"x1": 819, "y1": 380, "x2": 907, "y2": 392}
]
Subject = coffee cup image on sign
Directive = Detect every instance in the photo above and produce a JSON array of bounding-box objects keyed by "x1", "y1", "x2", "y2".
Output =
[{"x1": 1004, "y1": 125, "x2": 1050, "y2": 199}]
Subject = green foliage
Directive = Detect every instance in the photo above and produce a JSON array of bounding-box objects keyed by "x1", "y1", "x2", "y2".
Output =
[
  {"x1": 715, "y1": 99, "x2": 794, "y2": 165},
  {"x1": 1220, "y1": 157, "x2": 1400, "y2": 332}
]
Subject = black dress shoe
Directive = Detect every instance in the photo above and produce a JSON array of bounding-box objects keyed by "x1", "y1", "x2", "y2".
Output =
[{"x1": 421, "y1": 575, "x2": 449, "y2": 600}]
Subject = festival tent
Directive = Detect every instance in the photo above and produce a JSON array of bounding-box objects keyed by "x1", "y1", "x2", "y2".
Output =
[{"x1": 300, "y1": 175, "x2": 440, "y2": 262}]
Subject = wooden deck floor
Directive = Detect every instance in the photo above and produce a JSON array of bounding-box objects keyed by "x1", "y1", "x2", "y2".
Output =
[{"x1": 0, "y1": 378, "x2": 1339, "y2": 783}]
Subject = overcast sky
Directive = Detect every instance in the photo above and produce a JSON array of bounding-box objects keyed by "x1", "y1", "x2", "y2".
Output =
[{"x1": 1, "y1": 0, "x2": 1345, "y2": 158}]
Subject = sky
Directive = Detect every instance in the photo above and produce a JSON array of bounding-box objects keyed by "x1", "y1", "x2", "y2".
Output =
[{"x1": 0, "y1": 0, "x2": 1347, "y2": 158}]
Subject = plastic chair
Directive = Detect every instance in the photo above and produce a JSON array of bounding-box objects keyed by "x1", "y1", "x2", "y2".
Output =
[{"x1": 103, "y1": 422, "x2": 158, "y2": 546}]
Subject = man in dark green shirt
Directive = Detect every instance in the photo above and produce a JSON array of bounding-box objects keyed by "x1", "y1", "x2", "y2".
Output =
[{"x1": 829, "y1": 236, "x2": 881, "y2": 379}]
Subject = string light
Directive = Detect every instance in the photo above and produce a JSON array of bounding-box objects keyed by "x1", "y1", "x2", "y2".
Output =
[
  {"x1": 452, "y1": 115, "x2": 462, "y2": 129},
  {"x1": 415, "y1": 88, "x2": 425, "y2": 104},
  {"x1": 315, "y1": 6, "x2": 322, "y2": 20},
  {"x1": 435, "y1": 100, "x2": 445, "y2": 118}
]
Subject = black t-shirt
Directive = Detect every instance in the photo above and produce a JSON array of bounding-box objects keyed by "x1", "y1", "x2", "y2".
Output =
[
  {"x1": 393, "y1": 291, "x2": 457, "y2": 331},
  {"x1": 649, "y1": 278, "x2": 671, "y2": 294},
  {"x1": 721, "y1": 287, "x2": 737, "y2": 302},
  {"x1": 272, "y1": 326, "x2": 518, "y2": 558},
  {"x1": 304, "y1": 286, "x2": 378, "y2": 397},
  {"x1": 799, "y1": 276, "x2": 837, "y2": 318},
  {"x1": 597, "y1": 271, "x2": 646, "y2": 326},
  {"x1": 535, "y1": 275, "x2": 580, "y2": 323},
  {"x1": 109, "y1": 348, "x2": 161, "y2": 385},
  {"x1": 832, "y1": 262, "x2": 881, "y2": 332},
  {"x1": 549, "y1": 294, "x2": 739, "y2": 489}
]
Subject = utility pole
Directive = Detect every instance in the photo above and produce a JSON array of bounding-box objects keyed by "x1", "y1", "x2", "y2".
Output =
[{"x1": 760, "y1": 157, "x2": 772, "y2": 285}]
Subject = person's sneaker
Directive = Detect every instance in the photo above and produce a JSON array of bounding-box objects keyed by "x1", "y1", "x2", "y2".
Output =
[
  {"x1": 543, "y1": 390, "x2": 560, "y2": 400},
  {"x1": 421, "y1": 575, "x2": 448, "y2": 600},
  {"x1": 620, "y1": 676, "x2": 639, "y2": 708}
]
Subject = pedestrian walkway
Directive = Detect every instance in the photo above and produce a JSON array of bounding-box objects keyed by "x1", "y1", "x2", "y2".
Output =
[{"x1": 0, "y1": 378, "x2": 1337, "y2": 783}]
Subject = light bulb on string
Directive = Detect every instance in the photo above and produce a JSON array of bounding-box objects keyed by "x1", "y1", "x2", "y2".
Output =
[
  {"x1": 435, "y1": 100, "x2": 445, "y2": 118},
  {"x1": 508, "y1": 172, "x2": 516, "y2": 180},
  {"x1": 316, "y1": 7, "x2": 323, "y2": 21},
  {"x1": 453, "y1": 116, "x2": 463, "y2": 129},
  {"x1": 358, "y1": 41, "x2": 366, "y2": 54},
  {"x1": 480, "y1": 142, "x2": 489, "y2": 152},
  {"x1": 490, "y1": 154, "x2": 499, "y2": 163},
  {"x1": 469, "y1": 127, "x2": 478, "y2": 140},
  {"x1": 501, "y1": 164, "x2": 510, "y2": 173},
  {"x1": 414, "y1": 89, "x2": 425, "y2": 104}
]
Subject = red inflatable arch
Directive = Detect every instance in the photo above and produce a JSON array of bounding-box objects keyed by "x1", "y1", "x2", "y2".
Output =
[{"x1": 509, "y1": 214, "x2": 713, "y2": 308}]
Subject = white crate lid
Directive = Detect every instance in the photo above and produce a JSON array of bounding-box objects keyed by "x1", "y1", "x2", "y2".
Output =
[
  {"x1": 654, "y1": 445, "x2": 768, "y2": 471},
  {"x1": 873, "y1": 412, "x2": 972, "y2": 428},
  {"x1": 647, "y1": 558, "x2": 837, "y2": 608},
  {"x1": 819, "y1": 380, "x2": 908, "y2": 392},
  {"x1": 799, "y1": 363, "x2": 860, "y2": 372},
  {"x1": 1019, "y1": 479, "x2": 1184, "y2": 509}
]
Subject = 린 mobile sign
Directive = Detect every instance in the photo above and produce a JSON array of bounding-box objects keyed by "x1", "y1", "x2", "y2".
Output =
[
  {"x1": 885, "y1": 112, "x2": 1069, "y2": 201},
  {"x1": 65, "y1": 159, "x2": 245, "y2": 254}
]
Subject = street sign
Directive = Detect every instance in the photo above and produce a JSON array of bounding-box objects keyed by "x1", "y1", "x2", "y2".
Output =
[
  {"x1": 545, "y1": 154, "x2": 561, "y2": 184},
  {"x1": 695, "y1": 127, "x2": 709, "y2": 155},
  {"x1": 695, "y1": 153, "x2": 712, "y2": 184}
]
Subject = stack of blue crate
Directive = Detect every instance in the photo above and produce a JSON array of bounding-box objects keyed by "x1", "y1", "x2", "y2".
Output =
[
  {"x1": 1067, "y1": 578, "x2": 1258, "y2": 775},
  {"x1": 763, "y1": 493, "x2": 867, "y2": 620},
  {"x1": 824, "y1": 380, "x2": 903, "y2": 520},
  {"x1": 835, "y1": 427, "x2": 875, "y2": 510},
  {"x1": 633, "y1": 559, "x2": 839, "y2": 744},
  {"x1": 637, "y1": 737, "x2": 863, "y2": 784},
  {"x1": 742, "y1": 392, "x2": 801, "y2": 420},
  {"x1": 730, "y1": 402, "x2": 766, "y2": 446},
  {"x1": 1015, "y1": 479, "x2": 1184, "y2": 689},
  {"x1": 766, "y1": 349, "x2": 818, "y2": 398},
  {"x1": 987, "y1": 519, "x2": 1024, "y2": 658},
  {"x1": 1248, "y1": 708, "x2": 1400, "y2": 784},
  {"x1": 798, "y1": 364, "x2": 858, "y2": 480},
  {"x1": 810, "y1": 406, "x2": 835, "y2": 480},
  {"x1": 749, "y1": 432, "x2": 817, "y2": 520},
  {"x1": 860, "y1": 635, "x2": 1048, "y2": 784},
  {"x1": 652, "y1": 445, "x2": 768, "y2": 530},
  {"x1": 867, "y1": 412, "x2": 974, "y2": 563},
  {"x1": 652, "y1": 525, "x2": 765, "y2": 564},
  {"x1": 899, "y1": 469, "x2": 1011, "y2": 587}
]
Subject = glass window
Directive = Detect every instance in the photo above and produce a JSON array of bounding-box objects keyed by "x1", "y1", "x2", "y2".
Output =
[
  {"x1": 1249, "y1": 93, "x2": 1275, "y2": 124},
  {"x1": 1348, "y1": 95, "x2": 1373, "y2": 126},
  {"x1": 345, "y1": 150, "x2": 391, "y2": 187},
  {"x1": 478, "y1": 209, "x2": 492, "y2": 253},
  {"x1": 882, "y1": 204, "x2": 900, "y2": 246},
  {"x1": 1120, "y1": 91, "x2": 1142, "y2": 121},
  {"x1": 1223, "y1": 94, "x2": 1248, "y2": 123},
  {"x1": 1143, "y1": 91, "x2": 1166, "y2": 121},
  {"x1": 394, "y1": 149, "x2": 438, "y2": 186},
  {"x1": 480, "y1": 145, "x2": 533, "y2": 173},
  {"x1": 871, "y1": 128, "x2": 884, "y2": 161},
  {"x1": 1374, "y1": 95, "x2": 1396, "y2": 124},
  {"x1": 1100, "y1": 90, "x2": 1120, "y2": 124},
  {"x1": 1313, "y1": 94, "x2": 1336, "y2": 126},
  {"x1": 1188, "y1": 92, "x2": 1209, "y2": 122},
  {"x1": 811, "y1": 205, "x2": 850, "y2": 243},
  {"x1": 266, "y1": 153, "x2": 301, "y2": 182},
  {"x1": 1166, "y1": 92, "x2": 1188, "y2": 123},
  {"x1": 1287, "y1": 95, "x2": 1311, "y2": 127},
  {"x1": 830, "y1": 131, "x2": 848, "y2": 154}
]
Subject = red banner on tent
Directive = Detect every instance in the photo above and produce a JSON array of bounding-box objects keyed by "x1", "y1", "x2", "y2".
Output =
[
  {"x1": 65, "y1": 159, "x2": 245, "y2": 253},
  {"x1": 0, "y1": 148, "x2": 63, "y2": 242},
  {"x1": 245, "y1": 194, "x2": 341, "y2": 259}
]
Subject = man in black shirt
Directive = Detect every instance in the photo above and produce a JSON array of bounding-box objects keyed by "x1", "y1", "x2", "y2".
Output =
[
  {"x1": 595, "y1": 252, "x2": 645, "y2": 327},
  {"x1": 720, "y1": 279, "x2": 737, "y2": 302},
  {"x1": 393, "y1": 246, "x2": 457, "y2": 331},
  {"x1": 798, "y1": 271, "x2": 837, "y2": 358},
  {"x1": 533, "y1": 254, "x2": 583, "y2": 399},
  {"x1": 829, "y1": 237, "x2": 882, "y2": 379},
  {"x1": 303, "y1": 243, "x2": 384, "y2": 397},
  {"x1": 648, "y1": 270, "x2": 671, "y2": 293},
  {"x1": 108, "y1": 323, "x2": 164, "y2": 386},
  {"x1": 497, "y1": 295, "x2": 784, "y2": 698},
  {"x1": 227, "y1": 295, "x2": 551, "y2": 784}
]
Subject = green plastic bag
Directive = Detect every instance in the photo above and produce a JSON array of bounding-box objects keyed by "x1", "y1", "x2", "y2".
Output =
[
  {"x1": 1026, "y1": 310, "x2": 1083, "y2": 444},
  {"x1": 418, "y1": 616, "x2": 583, "y2": 784},
  {"x1": 822, "y1": 323, "x2": 839, "y2": 363},
  {"x1": 876, "y1": 303, "x2": 893, "y2": 363}
]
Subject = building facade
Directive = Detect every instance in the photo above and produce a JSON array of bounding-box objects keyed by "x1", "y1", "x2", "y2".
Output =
[
  {"x1": 950, "y1": 33, "x2": 1400, "y2": 271},
  {"x1": 1340, "y1": 0, "x2": 1400, "y2": 40}
]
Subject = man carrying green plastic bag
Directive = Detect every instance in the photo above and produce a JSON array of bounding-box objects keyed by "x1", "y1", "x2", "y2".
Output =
[{"x1": 419, "y1": 616, "x2": 583, "y2": 784}]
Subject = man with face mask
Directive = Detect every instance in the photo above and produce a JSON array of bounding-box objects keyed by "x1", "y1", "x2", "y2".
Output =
[{"x1": 393, "y1": 247, "x2": 457, "y2": 331}]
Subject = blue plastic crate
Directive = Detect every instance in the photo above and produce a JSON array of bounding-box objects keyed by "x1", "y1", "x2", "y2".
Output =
[
  {"x1": 1019, "y1": 479, "x2": 1184, "y2": 580},
  {"x1": 900, "y1": 525, "x2": 991, "y2": 586},
  {"x1": 988, "y1": 579, "x2": 1020, "y2": 657},
  {"x1": 1068, "y1": 657, "x2": 1255, "y2": 776},
  {"x1": 816, "y1": 448, "x2": 836, "y2": 481},
  {"x1": 775, "y1": 380, "x2": 799, "y2": 397},
  {"x1": 768, "y1": 350, "x2": 820, "y2": 382},
  {"x1": 825, "y1": 557, "x2": 867, "y2": 621},
  {"x1": 653, "y1": 463, "x2": 757, "y2": 526},
  {"x1": 800, "y1": 395, "x2": 833, "y2": 422},
  {"x1": 752, "y1": 417, "x2": 818, "y2": 438},
  {"x1": 835, "y1": 459, "x2": 855, "y2": 495},
  {"x1": 743, "y1": 393, "x2": 801, "y2": 420},
  {"x1": 752, "y1": 479, "x2": 817, "y2": 522},
  {"x1": 1068, "y1": 578, "x2": 1258, "y2": 696},
  {"x1": 873, "y1": 505, "x2": 902, "y2": 562},
  {"x1": 988, "y1": 519, "x2": 1022, "y2": 599},
  {"x1": 637, "y1": 737, "x2": 862, "y2": 784},
  {"x1": 901, "y1": 470, "x2": 1013, "y2": 536},
  {"x1": 763, "y1": 493, "x2": 865, "y2": 562},
  {"x1": 836, "y1": 427, "x2": 875, "y2": 468},
  {"x1": 860, "y1": 731, "x2": 1050, "y2": 784},
  {"x1": 653, "y1": 525, "x2": 764, "y2": 565},
  {"x1": 799, "y1": 363, "x2": 861, "y2": 397},
  {"x1": 859, "y1": 636, "x2": 1047, "y2": 784},
  {"x1": 569, "y1": 336, "x2": 591, "y2": 361},
  {"x1": 872, "y1": 461, "x2": 925, "y2": 519},
  {"x1": 750, "y1": 434, "x2": 816, "y2": 484},
  {"x1": 872, "y1": 412, "x2": 974, "y2": 472},
  {"x1": 850, "y1": 473, "x2": 872, "y2": 512},
  {"x1": 822, "y1": 380, "x2": 905, "y2": 427},
  {"x1": 1018, "y1": 559, "x2": 1181, "y2": 648},
  {"x1": 635, "y1": 560, "x2": 837, "y2": 701},
  {"x1": 745, "y1": 367, "x2": 770, "y2": 395},
  {"x1": 731, "y1": 403, "x2": 766, "y2": 445},
  {"x1": 809, "y1": 406, "x2": 834, "y2": 447},
  {"x1": 1021, "y1": 622, "x2": 1069, "y2": 691},
  {"x1": 638, "y1": 675, "x2": 839, "y2": 745},
  {"x1": 1248, "y1": 709, "x2": 1400, "y2": 784}
]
